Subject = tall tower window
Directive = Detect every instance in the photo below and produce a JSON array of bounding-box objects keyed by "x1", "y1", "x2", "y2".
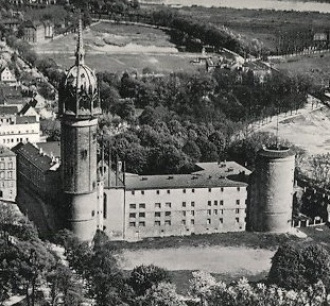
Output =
[{"x1": 103, "y1": 193, "x2": 107, "y2": 219}]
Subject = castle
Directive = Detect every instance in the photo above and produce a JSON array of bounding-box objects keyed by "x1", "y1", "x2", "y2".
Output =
[{"x1": 13, "y1": 20, "x2": 296, "y2": 241}]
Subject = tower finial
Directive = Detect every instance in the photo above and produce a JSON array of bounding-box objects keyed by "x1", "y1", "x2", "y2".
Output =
[{"x1": 75, "y1": 15, "x2": 85, "y2": 66}]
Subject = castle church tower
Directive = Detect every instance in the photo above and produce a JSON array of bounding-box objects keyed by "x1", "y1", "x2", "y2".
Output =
[{"x1": 59, "y1": 18, "x2": 102, "y2": 241}]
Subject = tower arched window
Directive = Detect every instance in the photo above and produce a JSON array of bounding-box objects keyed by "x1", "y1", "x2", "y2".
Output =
[{"x1": 103, "y1": 193, "x2": 107, "y2": 219}]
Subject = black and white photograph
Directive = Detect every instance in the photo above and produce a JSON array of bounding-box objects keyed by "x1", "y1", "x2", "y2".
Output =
[{"x1": 1, "y1": 0, "x2": 330, "y2": 305}]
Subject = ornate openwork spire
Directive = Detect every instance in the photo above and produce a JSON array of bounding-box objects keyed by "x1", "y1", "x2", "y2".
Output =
[{"x1": 75, "y1": 17, "x2": 85, "y2": 66}]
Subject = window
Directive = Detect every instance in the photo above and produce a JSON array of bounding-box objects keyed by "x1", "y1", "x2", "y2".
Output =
[
  {"x1": 191, "y1": 201, "x2": 195, "y2": 207},
  {"x1": 191, "y1": 210, "x2": 195, "y2": 216},
  {"x1": 219, "y1": 218, "x2": 223, "y2": 224},
  {"x1": 236, "y1": 200, "x2": 240, "y2": 205},
  {"x1": 141, "y1": 190, "x2": 145, "y2": 195},
  {"x1": 191, "y1": 219, "x2": 195, "y2": 225},
  {"x1": 183, "y1": 189, "x2": 186, "y2": 193},
  {"x1": 91, "y1": 210, "x2": 95, "y2": 217},
  {"x1": 129, "y1": 222, "x2": 136, "y2": 227},
  {"x1": 207, "y1": 209, "x2": 211, "y2": 215},
  {"x1": 165, "y1": 202, "x2": 171, "y2": 208},
  {"x1": 182, "y1": 202, "x2": 186, "y2": 207},
  {"x1": 165, "y1": 211, "x2": 171, "y2": 217},
  {"x1": 207, "y1": 219, "x2": 211, "y2": 225},
  {"x1": 129, "y1": 213, "x2": 136, "y2": 218},
  {"x1": 131, "y1": 191, "x2": 135, "y2": 195},
  {"x1": 0, "y1": 163, "x2": 4, "y2": 170},
  {"x1": 165, "y1": 220, "x2": 171, "y2": 226},
  {"x1": 208, "y1": 201, "x2": 211, "y2": 206},
  {"x1": 192, "y1": 189, "x2": 195, "y2": 193},
  {"x1": 8, "y1": 171, "x2": 12, "y2": 179},
  {"x1": 220, "y1": 209, "x2": 224, "y2": 214},
  {"x1": 139, "y1": 203, "x2": 146, "y2": 209},
  {"x1": 129, "y1": 204, "x2": 136, "y2": 209},
  {"x1": 220, "y1": 187, "x2": 224, "y2": 192},
  {"x1": 8, "y1": 162, "x2": 13, "y2": 169},
  {"x1": 214, "y1": 209, "x2": 218, "y2": 215},
  {"x1": 155, "y1": 221, "x2": 161, "y2": 226},
  {"x1": 139, "y1": 221, "x2": 146, "y2": 227},
  {"x1": 0, "y1": 172, "x2": 4, "y2": 179},
  {"x1": 208, "y1": 188, "x2": 212, "y2": 192},
  {"x1": 182, "y1": 211, "x2": 186, "y2": 217},
  {"x1": 156, "y1": 190, "x2": 160, "y2": 195},
  {"x1": 235, "y1": 209, "x2": 240, "y2": 214},
  {"x1": 155, "y1": 212, "x2": 161, "y2": 217},
  {"x1": 155, "y1": 203, "x2": 161, "y2": 209},
  {"x1": 181, "y1": 220, "x2": 186, "y2": 225},
  {"x1": 103, "y1": 194, "x2": 107, "y2": 219},
  {"x1": 214, "y1": 200, "x2": 218, "y2": 206},
  {"x1": 139, "y1": 212, "x2": 145, "y2": 218},
  {"x1": 237, "y1": 187, "x2": 241, "y2": 191},
  {"x1": 220, "y1": 200, "x2": 224, "y2": 205},
  {"x1": 236, "y1": 218, "x2": 240, "y2": 223},
  {"x1": 167, "y1": 190, "x2": 170, "y2": 194}
]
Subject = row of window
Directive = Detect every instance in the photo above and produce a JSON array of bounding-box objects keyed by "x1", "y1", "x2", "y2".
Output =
[
  {"x1": 130, "y1": 186, "x2": 243, "y2": 196},
  {"x1": 129, "y1": 200, "x2": 243, "y2": 210},
  {"x1": 2, "y1": 137, "x2": 29, "y2": 144},
  {"x1": 129, "y1": 208, "x2": 242, "y2": 219},
  {"x1": 0, "y1": 129, "x2": 36, "y2": 135},
  {"x1": 0, "y1": 162, "x2": 14, "y2": 170},
  {"x1": 0, "y1": 171, "x2": 14, "y2": 179},
  {"x1": 129, "y1": 217, "x2": 243, "y2": 228},
  {"x1": 0, "y1": 181, "x2": 15, "y2": 188}
]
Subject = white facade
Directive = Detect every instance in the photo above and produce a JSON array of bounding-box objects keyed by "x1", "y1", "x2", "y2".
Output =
[
  {"x1": 0, "y1": 122, "x2": 41, "y2": 148},
  {"x1": 123, "y1": 185, "x2": 247, "y2": 240},
  {"x1": 0, "y1": 67, "x2": 16, "y2": 83}
]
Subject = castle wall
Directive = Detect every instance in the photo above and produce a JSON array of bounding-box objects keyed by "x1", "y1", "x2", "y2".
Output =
[
  {"x1": 103, "y1": 187, "x2": 125, "y2": 240},
  {"x1": 123, "y1": 186, "x2": 247, "y2": 240}
]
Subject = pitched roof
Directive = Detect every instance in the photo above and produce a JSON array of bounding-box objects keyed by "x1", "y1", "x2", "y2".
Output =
[
  {"x1": 0, "y1": 146, "x2": 15, "y2": 157},
  {"x1": 125, "y1": 172, "x2": 248, "y2": 191},
  {"x1": 16, "y1": 116, "x2": 37, "y2": 124},
  {"x1": 12, "y1": 142, "x2": 54, "y2": 172},
  {"x1": 0, "y1": 105, "x2": 18, "y2": 115},
  {"x1": 125, "y1": 162, "x2": 249, "y2": 191}
]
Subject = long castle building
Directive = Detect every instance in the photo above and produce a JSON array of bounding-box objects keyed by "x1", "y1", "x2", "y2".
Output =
[{"x1": 13, "y1": 22, "x2": 296, "y2": 241}]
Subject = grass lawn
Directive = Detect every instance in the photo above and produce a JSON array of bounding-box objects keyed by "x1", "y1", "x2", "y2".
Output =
[
  {"x1": 38, "y1": 52, "x2": 201, "y2": 73},
  {"x1": 113, "y1": 231, "x2": 301, "y2": 251},
  {"x1": 120, "y1": 244, "x2": 274, "y2": 294}
]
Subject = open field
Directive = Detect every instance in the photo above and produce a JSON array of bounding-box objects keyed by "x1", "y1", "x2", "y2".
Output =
[
  {"x1": 35, "y1": 21, "x2": 205, "y2": 73},
  {"x1": 273, "y1": 52, "x2": 330, "y2": 85},
  {"x1": 177, "y1": 6, "x2": 330, "y2": 53},
  {"x1": 260, "y1": 105, "x2": 330, "y2": 155},
  {"x1": 38, "y1": 51, "x2": 202, "y2": 73},
  {"x1": 36, "y1": 21, "x2": 175, "y2": 52},
  {"x1": 120, "y1": 246, "x2": 273, "y2": 293}
]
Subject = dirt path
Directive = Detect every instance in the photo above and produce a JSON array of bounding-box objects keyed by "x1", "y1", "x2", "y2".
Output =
[{"x1": 120, "y1": 246, "x2": 274, "y2": 277}]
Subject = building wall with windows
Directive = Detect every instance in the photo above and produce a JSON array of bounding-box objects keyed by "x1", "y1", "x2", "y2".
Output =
[
  {"x1": 123, "y1": 184, "x2": 247, "y2": 240},
  {"x1": 0, "y1": 146, "x2": 17, "y2": 202},
  {"x1": 0, "y1": 122, "x2": 41, "y2": 148}
]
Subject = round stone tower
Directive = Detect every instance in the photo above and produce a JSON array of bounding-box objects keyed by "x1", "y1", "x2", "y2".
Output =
[
  {"x1": 247, "y1": 146, "x2": 295, "y2": 233},
  {"x1": 59, "y1": 18, "x2": 102, "y2": 241}
]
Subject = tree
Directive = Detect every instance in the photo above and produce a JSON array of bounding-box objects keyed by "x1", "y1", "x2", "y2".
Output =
[
  {"x1": 182, "y1": 140, "x2": 201, "y2": 162},
  {"x1": 138, "y1": 282, "x2": 185, "y2": 306},
  {"x1": 129, "y1": 265, "x2": 171, "y2": 296},
  {"x1": 268, "y1": 242, "x2": 330, "y2": 291}
]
